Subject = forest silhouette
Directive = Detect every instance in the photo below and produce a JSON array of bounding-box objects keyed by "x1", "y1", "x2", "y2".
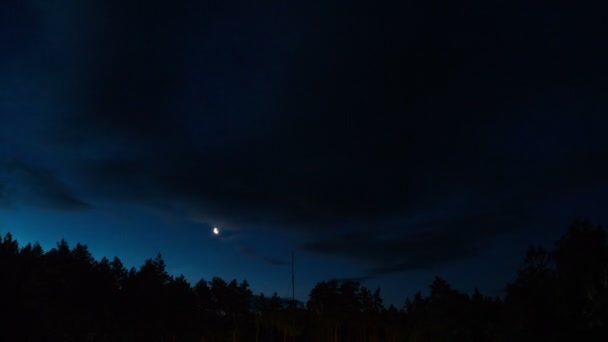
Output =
[{"x1": 0, "y1": 220, "x2": 606, "y2": 341}]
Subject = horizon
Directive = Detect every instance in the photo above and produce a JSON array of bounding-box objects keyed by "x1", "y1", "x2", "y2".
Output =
[{"x1": 0, "y1": 218, "x2": 590, "y2": 305}]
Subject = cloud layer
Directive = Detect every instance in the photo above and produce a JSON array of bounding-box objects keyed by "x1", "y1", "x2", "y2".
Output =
[{"x1": 1, "y1": 0, "x2": 607, "y2": 275}]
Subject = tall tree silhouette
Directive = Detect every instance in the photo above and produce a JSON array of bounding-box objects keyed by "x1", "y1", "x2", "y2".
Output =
[
  {"x1": 504, "y1": 245, "x2": 560, "y2": 341},
  {"x1": 552, "y1": 220, "x2": 608, "y2": 339},
  {"x1": 0, "y1": 233, "x2": 20, "y2": 340},
  {"x1": 308, "y1": 279, "x2": 342, "y2": 342}
]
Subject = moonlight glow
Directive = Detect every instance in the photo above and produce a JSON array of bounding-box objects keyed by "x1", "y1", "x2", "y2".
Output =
[{"x1": 213, "y1": 227, "x2": 220, "y2": 235}]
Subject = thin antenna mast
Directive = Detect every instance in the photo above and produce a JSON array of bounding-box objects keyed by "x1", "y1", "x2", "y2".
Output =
[{"x1": 291, "y1": 250, "x2": 295, "y2": 304}]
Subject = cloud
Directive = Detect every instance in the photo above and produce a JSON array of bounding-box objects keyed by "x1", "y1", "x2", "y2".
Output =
[
  {"x1": 263, "y1": 257, "x2": 290, "y2": 266},
  {"x1": 238, "y1": 246, "x2": 289, "y2": 266},
  {"x1": 0, "y1": 161, "x2": 88, "y2": 211},
  {"x1": 330, "y1": 275, "x2": 377, "y2": 284},
  {"x1": 52, "y1": 0, "x2": 605, "y2": 226},
  {"x1": 303, "y1": 210, "x2": 533, "y2": 276},
  {"x1": 3, "y1": 0, "x2": 607, "y2": 274}
]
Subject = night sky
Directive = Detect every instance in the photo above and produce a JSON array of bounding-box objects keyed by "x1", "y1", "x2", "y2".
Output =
[{"x1": 1, "y1": 1, "x2": 607, "y2": 305}]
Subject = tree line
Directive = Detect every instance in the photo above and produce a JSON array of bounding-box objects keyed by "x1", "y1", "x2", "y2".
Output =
[{"x1": 0, "y1": 220, "x2": 606, "y2": 341}]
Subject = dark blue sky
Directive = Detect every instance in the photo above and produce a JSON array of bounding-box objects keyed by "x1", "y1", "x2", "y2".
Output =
[{"x1": 1, "y1": 0, "x2": 607, "y2": 305}]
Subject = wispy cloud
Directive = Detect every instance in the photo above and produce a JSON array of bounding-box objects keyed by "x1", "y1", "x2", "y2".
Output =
[
  {"x1": 238, "y1": 245, "x2": 289, "y2": 266},
  {"x1": 0, "y1": 161, "x2": 88, "y2": 211}
]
